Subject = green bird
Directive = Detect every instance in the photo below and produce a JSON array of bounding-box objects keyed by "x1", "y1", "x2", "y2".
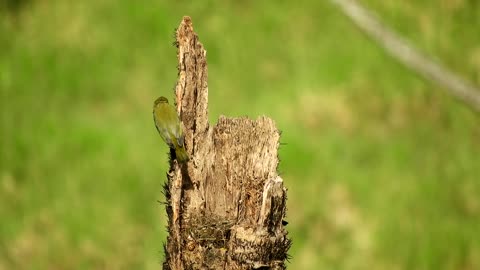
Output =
[{"x1": 153, "y1": 96, "x2": 189, "y2": 163}]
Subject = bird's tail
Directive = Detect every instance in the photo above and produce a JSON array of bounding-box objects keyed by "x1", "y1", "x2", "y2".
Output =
[{"x1": 175, "y1": 145, "x2": 189, "y2": 163}]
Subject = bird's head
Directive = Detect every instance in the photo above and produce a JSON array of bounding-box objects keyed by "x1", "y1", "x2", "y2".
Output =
[{"x1": 154, "y1": 96, "x2": 169, "y2": 107}]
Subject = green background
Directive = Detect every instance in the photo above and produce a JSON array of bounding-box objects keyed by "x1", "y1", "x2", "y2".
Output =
[{"x1": 1, "y1": 1, "x2": 479, "y2": 269}]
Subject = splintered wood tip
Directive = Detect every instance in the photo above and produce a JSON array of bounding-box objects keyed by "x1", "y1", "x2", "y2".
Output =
[{"x1": 182, "y1": 16, "x2": 192, "y2": 25}]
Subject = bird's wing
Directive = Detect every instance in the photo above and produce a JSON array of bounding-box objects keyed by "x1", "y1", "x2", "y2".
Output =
[
  {"x1": 153, "y1": 103, "x2": 185, "y2": 148},
  {"x1": 165, "y1": 108, "x2": 184, "y2": 146},
  {"x1": 153, "y1": 111, "x2": 173, "y2": 146}
]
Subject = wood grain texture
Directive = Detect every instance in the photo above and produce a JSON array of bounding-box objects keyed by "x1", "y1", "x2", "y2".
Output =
[{"x1": 163, "y1": 16, "x2": 290, "y2": 270}]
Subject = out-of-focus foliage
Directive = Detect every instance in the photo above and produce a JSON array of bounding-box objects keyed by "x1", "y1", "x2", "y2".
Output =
[
  {"x1": 1, "y1": 1, "x2": 479, "y2": 269},
  {"x1": 0, "y1": 0, "x2": 29, "y2": 14}
]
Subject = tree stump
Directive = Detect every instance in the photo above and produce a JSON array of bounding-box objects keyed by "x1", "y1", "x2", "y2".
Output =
[{"x1": 162, "y1": 16, "x2": 290, "y2": 270}]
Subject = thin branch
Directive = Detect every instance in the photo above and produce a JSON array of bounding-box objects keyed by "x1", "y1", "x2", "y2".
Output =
[{"x1": 331, "y1": 0, "x2": 480, "y2": 112}]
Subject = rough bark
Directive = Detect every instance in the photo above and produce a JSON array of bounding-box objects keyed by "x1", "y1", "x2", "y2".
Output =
[{"x1": 162, "y1": 16, "x2": 290, "y2": 270}]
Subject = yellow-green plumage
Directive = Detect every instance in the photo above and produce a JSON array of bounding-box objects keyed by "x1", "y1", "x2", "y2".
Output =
[{"x1": 153, "y1": 96, "x2": 189, "y2": 163}]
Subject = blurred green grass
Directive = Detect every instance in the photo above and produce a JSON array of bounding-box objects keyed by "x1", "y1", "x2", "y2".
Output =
[{"x1": 1, "y1": 0, "x2": 479, "y2": 269}]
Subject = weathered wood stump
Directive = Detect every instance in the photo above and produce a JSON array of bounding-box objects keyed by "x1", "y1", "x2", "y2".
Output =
[{"x1": 162, "y1": 16, "x2": 290, "y2": 270}]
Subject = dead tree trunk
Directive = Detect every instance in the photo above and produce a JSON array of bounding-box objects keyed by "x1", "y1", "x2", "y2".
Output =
[{"x1": 162, "y1": 16, "x2": 291, "y2": 270}]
